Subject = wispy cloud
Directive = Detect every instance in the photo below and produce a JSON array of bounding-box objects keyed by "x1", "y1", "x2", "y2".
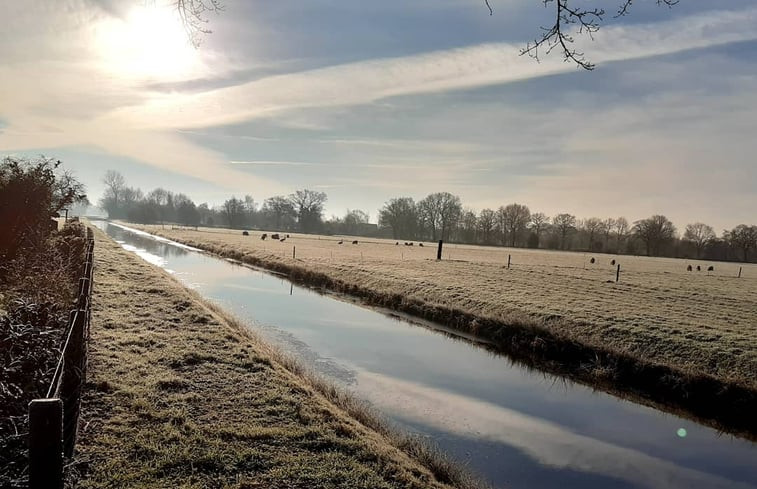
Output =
[{"x1": 112, "y1": 7, "x2": 757, "y2": 129}]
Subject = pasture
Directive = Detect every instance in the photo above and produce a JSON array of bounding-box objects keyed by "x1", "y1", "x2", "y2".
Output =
[{"x1": 132, "y1": 224, "x2": 757, "y2": 389}]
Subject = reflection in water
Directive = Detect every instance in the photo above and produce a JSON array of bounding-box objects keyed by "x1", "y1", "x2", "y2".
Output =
[
  {"x1": 95, "y1": 222, "x2": 757, "y2": 489},
  {"x1": 358, "y1": 371, "x2": 752, "y2": 489}
]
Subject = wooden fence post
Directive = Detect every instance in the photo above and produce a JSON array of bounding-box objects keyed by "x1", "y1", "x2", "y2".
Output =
[
  {"x1": 738, "y1": 266, "x2": 742, "y2": 278},
  {"x1": 437, "y1": 240, "x2": 443, "y2": 260},
  {"x1": 77, "y1": 278, "x2": 90, "y2": 310},
  {"x1": 29, "y1": 398, "x2": 64, "y2": 489},
  {"x1": 292, "y1": 246, "x2": 296, "y2": 259},
  {"x1": 616, "y1": 264, "x2": 621, "y2": 283},
  {"x1": 507, "y1": 254, "x2": 511, "y2": 269},
  {"x1": 58, "y1": 310, "x2": 86, "y2": 458}
]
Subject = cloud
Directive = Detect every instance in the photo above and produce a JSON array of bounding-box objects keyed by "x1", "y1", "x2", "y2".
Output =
[{"x1": 111, "y1": 7, "x2": 757, "y2": 129}]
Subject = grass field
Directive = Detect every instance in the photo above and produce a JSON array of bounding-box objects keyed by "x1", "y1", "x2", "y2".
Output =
[
  {"x1": 76, "y1": 225, "x2": 480, "y2": 489},
  {"x1": 130, "y1": 224, "x2": 757, "y2": 392}
]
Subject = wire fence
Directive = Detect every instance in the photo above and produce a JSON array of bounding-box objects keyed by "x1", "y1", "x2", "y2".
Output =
[{"x1": 28, "y1": 227, "x2": 94, "y2": 489}]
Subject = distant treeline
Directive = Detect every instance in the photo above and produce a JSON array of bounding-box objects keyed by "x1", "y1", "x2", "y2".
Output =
[{"x1": 98, "y1": 170, "x2": 757, "y2": 263}]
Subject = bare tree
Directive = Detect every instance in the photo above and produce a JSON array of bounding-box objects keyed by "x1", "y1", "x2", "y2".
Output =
[
  {"x1": 633, "y1": 215, "x2": 677, "y2": 256},
  {"x1": 683, "y1": 222, "x2": 715, "y2": 259},
  {"x1": 582, "y1": 217, "x2": 603, "y2": 251},
  {"x1": 614, "y1": 217, "x2": 629, "y2": 253},
  {"x1": 601, "y1": 218, "x2": 616, "y2": 250},
  {"x1": 495, "y1": 206, "x2": 508, "y2": 246},
  {"x1": 552, "y1": 213, "x2": 577, "y2": 250},
  {"x1": 288, "y1": 189, "x2": 327, "y2": 233},
  {"x1": 528, "y1": 212, "x2": 550, "y2": 249},
  {"x1": 501, "y1": 203, "x2": 531, "y2": 247},
  {"x1": 101, "y1": 170, "x2": 126, "y2": 217},
  {"x1": 175, "y1": 193, "x2": 199, "y2": 226},
  {"x1": 418, "y1": 192, "x2": 462, "y2": 241},
  {"x1": 343, "y1": 209, "x2": 370, "y2": 235},
  {"x1": 459, "y1": 209, "x2": 478, "y2": 243},
  {"x1": 378, "y1": 197, "x2": 417, "y2": 239},
  {"x1": 262, "y1": 195, "x2": 296, "y2": 230},
  {"x1": 724, "y1": 224, "x2": 757, "y2": 262},
  {"x1": 477, "y1": 208, "x2": 496, "y2": 245},
  {"x1": 223, "y1": 196, "x2": 245, "y2": 229},
  {"x1": 146, "y1": 187, "x2": 172, "y2": 226}
]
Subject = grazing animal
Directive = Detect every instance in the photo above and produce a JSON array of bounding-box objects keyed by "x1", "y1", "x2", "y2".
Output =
[
  {"x1": 696, "y1": 265, "x2": 701, "y2": 271},
  {"x1": 395, "y1": 242, "x2": 399, "y2": 245},
  {"x1": 589, "y1": 257, "x2": 595, "y2": 264},
  {"x1": 338, "y1": 240, "x2": 343, "y2": 245},
  {"x1": 352, "y1": 240, "x2": 359, "y2": 245},
  {"x1": 687, "y1": 264, "x2": 692, "y2": 271},
  {"x1": 286, "y1": 234, "x2": 290, "y2": 238},
  {"x1": 707, "y1": 265, "x2": 714, "y2": 272},
  {"x1": 280, "y1": 238, "x2": 286, "y2": 242},
  {"x1": 611, "y1": 259, "x2": 616, "y2": 266},
  {"x1": 261, "y1": 233, "x2": 267, "y2": 240},
  {"x1": 242, "y1": 231, "x2": 249, "y2": 236},
  {"x1": 271, "y1": 233, "x2": 280, "y2": 240},
  {"x1": 409, "y1": 242, "x2": 414, "y2": 246},
  {"x1": 418, "y1": 243, "x2": 424, "y2": 247}
]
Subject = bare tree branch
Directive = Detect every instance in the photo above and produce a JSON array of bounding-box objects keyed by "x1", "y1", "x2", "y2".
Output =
[
  {"x1": 175, "y1": 0, "x2": 224, "y2": 47},
  {"x1": 485, "y1": 0, "x2": 681, "y2": 70},
  {"x1": 520, "y1": 0, "x2": 604, "y2": 70}
]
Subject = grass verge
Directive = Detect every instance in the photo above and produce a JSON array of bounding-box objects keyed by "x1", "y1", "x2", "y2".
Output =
[{"x1": 75, "y1": 225, "x2": 485, "y2": 489}]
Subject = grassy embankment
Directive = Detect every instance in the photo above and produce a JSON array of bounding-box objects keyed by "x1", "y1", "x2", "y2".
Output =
[
  {"x1": 75, "y1": 225, "x2": 481, "y2": 489},
  {"x1": 128, "y1": 224, "x2": 757, "y2": 438}
]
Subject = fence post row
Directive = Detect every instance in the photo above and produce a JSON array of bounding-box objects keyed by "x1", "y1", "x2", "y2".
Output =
[{"x1": 28, "y1": 227, "x2": 95, "y2": 488}]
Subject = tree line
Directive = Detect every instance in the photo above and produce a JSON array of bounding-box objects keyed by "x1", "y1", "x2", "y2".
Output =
[
  {"x1": 98, "y1": 171, "x2": 376, "y2": 236},
  {"x1": 98, "y1": 171, "x2": 757, "y2": 263}
]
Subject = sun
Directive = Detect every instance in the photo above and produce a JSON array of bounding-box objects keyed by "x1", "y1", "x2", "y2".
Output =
[{"x1": 95, "y1": 5, "x2": 202, "y2": 82}]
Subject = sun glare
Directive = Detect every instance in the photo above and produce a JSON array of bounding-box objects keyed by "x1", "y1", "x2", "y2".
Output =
[{"x1": 95, "y1": 6, "x2": 201, "y2": 81}]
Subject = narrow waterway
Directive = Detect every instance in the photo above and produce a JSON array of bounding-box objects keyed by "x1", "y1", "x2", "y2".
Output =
[{"x1": 94, "y1": 221, "x2": 757, "y2": 489}]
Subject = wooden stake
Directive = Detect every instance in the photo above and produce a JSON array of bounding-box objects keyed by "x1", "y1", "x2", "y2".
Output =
[
  {"x1": 437, "y1": 240, "x2": 443, "y2": 260},
  {"x1": 29, "y1": 399, "x2": 63, "y2": 489},
  {"x1": 738, "y1": 266, "x2": 742, "y2": 278},
  {"x1": 616, "y1": 264, "x2": 621, "y2": 283},
  {"x1": 507, "y1": 254, "x2": 511, "y2": 269}
]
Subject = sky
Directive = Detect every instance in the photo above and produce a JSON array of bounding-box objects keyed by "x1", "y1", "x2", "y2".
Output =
[{"x1": 1, "y1": 0, "x2": 756, "y2": 232}]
